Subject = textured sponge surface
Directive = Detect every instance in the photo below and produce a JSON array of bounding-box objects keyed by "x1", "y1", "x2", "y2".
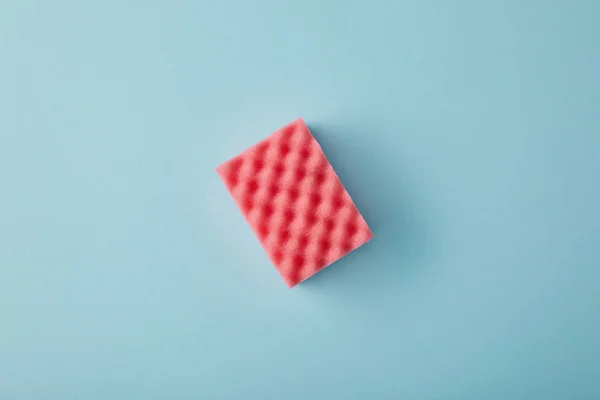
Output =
[{"x1": 217, "y1": 119, "x2": 373, "y2": 287}]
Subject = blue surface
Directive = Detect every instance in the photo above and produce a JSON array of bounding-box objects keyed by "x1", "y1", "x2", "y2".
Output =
[{"x1": 1, "y1": 1, "x2": 599, "y2": 398}]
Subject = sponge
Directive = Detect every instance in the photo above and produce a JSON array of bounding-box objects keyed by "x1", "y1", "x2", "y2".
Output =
[{"x1": 217, "y1": 118, "x2": 373, "y2": 287}]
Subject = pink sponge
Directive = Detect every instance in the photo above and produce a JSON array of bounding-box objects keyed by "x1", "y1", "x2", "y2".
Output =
[{"x1": 217, "y1": 118, "x2": 373, "y2": 287}]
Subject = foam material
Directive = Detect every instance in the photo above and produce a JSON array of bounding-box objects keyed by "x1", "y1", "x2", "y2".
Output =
[{"x1": 217, "y1": 119, "x2": 373, "y2": 287}]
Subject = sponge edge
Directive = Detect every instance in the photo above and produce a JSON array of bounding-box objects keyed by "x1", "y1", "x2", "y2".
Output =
[{"x1": 217, "y1": 118, "x2": 373, "y2": 287}]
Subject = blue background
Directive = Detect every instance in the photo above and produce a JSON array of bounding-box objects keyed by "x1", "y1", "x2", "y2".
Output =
[{"x1": 1, "y1": 1, "x2": 599, "y2": 398}]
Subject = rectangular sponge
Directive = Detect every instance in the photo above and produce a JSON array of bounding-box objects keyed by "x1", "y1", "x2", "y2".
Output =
[{"x1": 217, "y1": 119, "x2": 373, "y2": 287}]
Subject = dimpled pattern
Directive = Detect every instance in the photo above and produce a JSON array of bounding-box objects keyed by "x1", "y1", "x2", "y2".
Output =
[{"x1": 217, "y1": 118, "x2": 373, "y2": 287}]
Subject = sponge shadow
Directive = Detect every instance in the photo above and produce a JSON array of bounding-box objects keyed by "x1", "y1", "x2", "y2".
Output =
[{"x1": 299, "y1": 123, "x2": 436, "y2": 294}]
